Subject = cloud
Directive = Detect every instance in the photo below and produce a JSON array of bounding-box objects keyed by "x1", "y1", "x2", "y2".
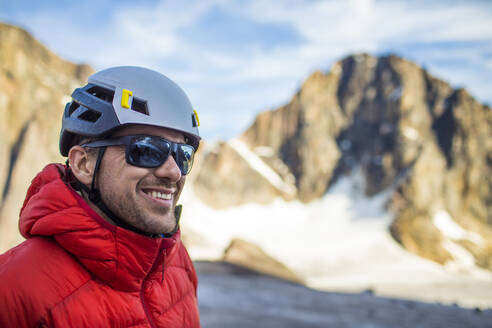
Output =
[{"x1": 2, "y1": 0, "x2": 491, "y2": 140}]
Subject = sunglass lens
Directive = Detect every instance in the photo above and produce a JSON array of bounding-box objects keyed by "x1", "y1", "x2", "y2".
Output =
[
  {"x1": 177, "y1": 145, "x2": 195, "y2": 175},
  {"x1": 128, "y1": 137, "x2": 170, "y2": 167},
  {"x1": 126, "y1": 136, "x2": 195, "y2": 174}
]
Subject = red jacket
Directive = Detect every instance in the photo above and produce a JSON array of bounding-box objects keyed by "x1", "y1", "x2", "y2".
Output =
[{"x1": 0, "y1": 164, "x2": 200, "y2": 327}]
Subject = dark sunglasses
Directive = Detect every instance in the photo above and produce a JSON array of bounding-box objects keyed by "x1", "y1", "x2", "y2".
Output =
[{"x1": 82, "y1": 135, "x2": 195, "y2": 175}]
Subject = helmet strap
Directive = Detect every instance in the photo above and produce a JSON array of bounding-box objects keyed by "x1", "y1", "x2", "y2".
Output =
[{"x1": 74, "y1": 147, "x2": 181, "y2": 238}]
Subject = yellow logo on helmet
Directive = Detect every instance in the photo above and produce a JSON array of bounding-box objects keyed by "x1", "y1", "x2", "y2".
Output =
[
  {"x1": 193, "y1": 109, "x2": 200, "y2": 127},
  {"x1": 121, "y1": 89, "x2": 133, "y2": 109}
]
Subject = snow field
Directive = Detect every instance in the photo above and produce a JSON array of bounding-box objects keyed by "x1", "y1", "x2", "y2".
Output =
[{"x1": 182, "y1": 143, "x2": 492, "y2": 308}]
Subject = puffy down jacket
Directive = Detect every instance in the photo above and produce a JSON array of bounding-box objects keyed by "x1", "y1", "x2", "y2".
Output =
[{"x1": 0, "y1": 164, "x2": 200, "y2": 327}]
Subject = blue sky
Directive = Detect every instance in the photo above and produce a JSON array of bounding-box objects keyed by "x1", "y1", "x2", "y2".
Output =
[{"x1": 1, "y1": 0, "x2": 491, "y2": 140}]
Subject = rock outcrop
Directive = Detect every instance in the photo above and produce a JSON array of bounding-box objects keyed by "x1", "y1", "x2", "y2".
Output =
[
  {"x1": 192, "y1": 141, "x2": 282, "y2": 208},
  {"x1": 222, "y1": 238, "x2": 303, "y2": 283},
  {"x1": 0, "y1": 23, "x2": 92, "y2": 250},
  {"x1": 193, "y1": 54, "x2": 492, "y2": 270},
  {"x1": 192, "y1": 140, "x2": 297, "y2": 208}
]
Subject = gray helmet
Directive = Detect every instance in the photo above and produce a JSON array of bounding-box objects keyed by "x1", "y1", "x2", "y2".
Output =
[{"x1": 60, "y1": 66, "x2": 201, "y2": 156}]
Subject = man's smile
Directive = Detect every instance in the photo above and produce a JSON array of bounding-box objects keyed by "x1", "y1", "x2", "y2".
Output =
[{"x1": 140, "y1": 187, "x2": 175, "y2": 206}]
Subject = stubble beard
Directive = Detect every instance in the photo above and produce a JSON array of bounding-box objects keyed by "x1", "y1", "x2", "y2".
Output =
[{"x1": 99, "y1": 178, "x2": 178, "y2": 235}]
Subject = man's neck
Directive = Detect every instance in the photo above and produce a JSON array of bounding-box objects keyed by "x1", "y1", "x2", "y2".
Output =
[{"x1": 79, "y1": 191, "x2": 117, "y2": 226}]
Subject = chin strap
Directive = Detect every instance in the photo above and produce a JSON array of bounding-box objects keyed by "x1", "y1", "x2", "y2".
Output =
[{"x1": 72, "y1": 147, "x2": 181, "y2": 238}]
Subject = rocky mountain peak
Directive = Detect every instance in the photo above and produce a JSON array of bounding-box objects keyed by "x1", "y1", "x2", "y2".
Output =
[{"x1": 193, "y1": 53, "x2": 492, "y2": 269}]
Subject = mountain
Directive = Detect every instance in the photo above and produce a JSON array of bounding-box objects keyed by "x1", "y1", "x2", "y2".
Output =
[
  {"x1": 192, "y1": 54, "x2": 492, "y2": 270},
  {"x1": 0, "y1": 22, "x2": 92, "y2": 250},
  {"x1": 0, "y1": 21, "x2": 490, "y2": 292}
]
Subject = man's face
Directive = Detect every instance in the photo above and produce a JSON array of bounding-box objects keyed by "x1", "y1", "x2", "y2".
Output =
[{"x1": 96, "y1": 125, "x2": 187, "y2": 234}]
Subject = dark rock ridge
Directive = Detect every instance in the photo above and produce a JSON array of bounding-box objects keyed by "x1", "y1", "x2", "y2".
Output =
[{"x1": 193, "y1": 54, "x2": 492, "y2": 269}]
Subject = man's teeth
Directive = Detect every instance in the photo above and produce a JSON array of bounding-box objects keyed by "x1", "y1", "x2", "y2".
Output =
[{"x1": 147, "y1": 191, "x2": 172, "y2": 200}]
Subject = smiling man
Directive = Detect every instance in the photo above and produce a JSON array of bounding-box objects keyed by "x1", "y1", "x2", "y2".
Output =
[{"x1": 0, "y1": 67, "x2": 201, "y2": 327}]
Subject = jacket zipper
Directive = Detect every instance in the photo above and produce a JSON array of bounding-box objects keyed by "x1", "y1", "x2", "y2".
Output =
[
  {"x1": 140, "y1": 244, "x2": 165, "y2": 328},
  {"x1": 161, "y1": 252, "x2": 166, "y2": 283}
]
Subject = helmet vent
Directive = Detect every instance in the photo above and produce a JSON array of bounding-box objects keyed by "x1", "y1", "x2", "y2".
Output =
[
  {"x1": 86, "y1": 85, "x2": 114, "y2": 103},
  {"x1": 78, "y1": 109, "x2": 102, "y2": 123},
  {"x1": 131, "y1": 97, "x2": 149, "y2": 115},
  {"x1": 68, "y1": 102, "x2": 80, "y2": 116}
]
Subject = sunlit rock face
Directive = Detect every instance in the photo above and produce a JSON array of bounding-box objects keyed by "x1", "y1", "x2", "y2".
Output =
[
  {"x1": 0, "y1": 22, "x2": 92, "y2": 250},
  {"x1": 192, "y1": 141, "x2": 287, "y2": 209},
  {"x1": 193, "y1": 53, "x2": 492, "y2": 270}
]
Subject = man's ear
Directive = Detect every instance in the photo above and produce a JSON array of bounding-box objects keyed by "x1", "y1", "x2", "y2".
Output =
[{"x1": 68, "y1": 146, "x2": 95, "y2": 185}]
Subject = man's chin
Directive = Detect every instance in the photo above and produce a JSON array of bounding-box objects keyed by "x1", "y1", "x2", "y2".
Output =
[{"x1": 141, "y1": 214, "x2": 177, "y2": 235}]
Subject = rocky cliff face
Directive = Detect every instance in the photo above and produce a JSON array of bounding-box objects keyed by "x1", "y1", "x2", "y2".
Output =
[
  {"x1": 192, "y1": 141, "x2": 285, "y2": 208},
  {"x1": 0, "y1": 23, "x2": 92, "y2": 250},
  {"x1": 193, "y1": 54, "x2": 492, "y2": 270}
]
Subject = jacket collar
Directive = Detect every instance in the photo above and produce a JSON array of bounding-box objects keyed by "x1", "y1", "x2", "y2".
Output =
[{"x1": 20, "y1": 164, "x2": 180, "y2": 291}]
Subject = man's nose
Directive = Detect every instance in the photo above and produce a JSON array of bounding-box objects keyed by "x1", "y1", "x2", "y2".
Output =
[{"x1": 153, "y1": 154, "x2": 182, "y2": 182}]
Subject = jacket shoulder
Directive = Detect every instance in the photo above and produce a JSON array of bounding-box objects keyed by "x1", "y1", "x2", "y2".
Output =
[{"x1": 0, "y1": 237, "x2": 91, "y2": 327}]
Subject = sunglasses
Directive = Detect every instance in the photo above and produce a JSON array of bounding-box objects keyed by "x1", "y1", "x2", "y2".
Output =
[{"x1": 82, "y1": 135, "x2": 195, "y2": 175}]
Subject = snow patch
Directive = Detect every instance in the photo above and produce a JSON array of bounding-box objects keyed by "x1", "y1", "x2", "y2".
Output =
[
  {"x1": 433, "y1": 210, "x2": 490, "y2": 279},
  {"x1": 228, "y1": 139, "x2": 296, "y2": 196},
  {"x1": 433, "y1": 210, "x2": 484, "y2": 246},
  {"x1": 254, "y1": 146, "x2": 275, "y2": 157},
  {"x1": 402, "y1": 126, "x2": 419, "y2": 140},
  {"x1": 442, "y1": 240, "x2": 476, "y2": 271}
]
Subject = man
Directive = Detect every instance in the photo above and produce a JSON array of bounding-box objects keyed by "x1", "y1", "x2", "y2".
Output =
[{"x1": 0, "y1": 66, "x2": 201, "y2": 327}]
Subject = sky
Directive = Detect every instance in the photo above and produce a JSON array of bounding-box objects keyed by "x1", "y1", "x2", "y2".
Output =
[{"x1": 1, "y1": 0, "x2": 491, "y2": 141}]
